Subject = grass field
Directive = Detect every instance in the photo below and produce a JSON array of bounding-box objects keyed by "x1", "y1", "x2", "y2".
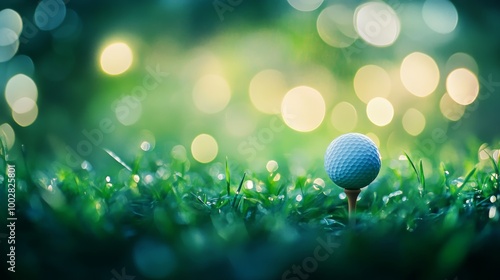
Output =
[{"x1": 2, "y1": 137, "x2": 499, "y2": 280}]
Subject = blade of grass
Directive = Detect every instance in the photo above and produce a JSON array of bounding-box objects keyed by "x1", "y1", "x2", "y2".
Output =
[
  {"x1": 419, "y1": 160, "x2": 426, "y2": 191},
  {"x1": 0, "y1": 134, "x2": 7, "y2": 163},
  {"x1": 0, "y1": 135, "x2": 7, "y2": 182},
  {"x1": 456, "y1": 167, "x2": 477, "y2": 195},
  {"x1": 404, "y1": 152, "x2": 421, "y2": 184},
  {"x1": 232, "y1": 173, "x2": 246, "y2": 208},
  {"x1": 441, "y1": 162, "x2": 451, "y2": 189},
  {"x1": 225, "y1": 157, "x2": 231, "y2": 196},
  {"x1": 102, "y1": 147, "x2": 132, "y2": 171},
  {"x1": 487, "y1": 154, "x2": 500, "y2": 185}
]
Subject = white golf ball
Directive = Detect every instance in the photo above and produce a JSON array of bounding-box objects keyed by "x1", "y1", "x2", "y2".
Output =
[{"x1": 324, "y1": 133, "x2": 381, "y2": 189}]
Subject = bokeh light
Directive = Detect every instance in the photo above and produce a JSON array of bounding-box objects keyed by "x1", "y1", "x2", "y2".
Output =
[
  {"x1": 446, "y1": 68, "x2": 479, "y2": 105},
  {"x1": 34, "y1": 0, "x2": 66, "y2": 31},
  {"x1": 422, "y1": 0, "x2": 458, "y2": 34},
  {"x1": 316, "y1": 4, "x2": 358, "y2": 48},
  {"x1": 354, "y1": 2, "x2": 400, "y2": 47},
  {"x1": 12, "y1": 97, "x2": 36, "y2": 114},
  {"x1": 440, "y1": 92, "x2": 465, "y2": 121},
  {"x1": 191, "y1": 134, "x2": 218, "y2": 163},
  {"x1": 0, "y1": 123, "x2": 15, "y2": 150},
  {"x1": 193, "y1": 74, "x2": 231, "y2": 114},
  {"x1": 266, "y1": 160, "x2": 279, "y2": 173},
  {"x1": 366, "y1": 97, "x2": 394, "y2": 126},
  {"x1": 400, "y1": 52, "x2": 440, "y2": 97},
  {"x1": 0, "y1": 29, "x2": 19, "y2": 63},
  {"x1": 330, "y1": 102, "x2": 357, "y2": 132},
  {"x1": 0, "y1": 9, "x2": 23, "y2": 35},
  {"x1": 281, "y1": 86, "x2": 325, "y2": 132},
  {"x1": 7, "y1": 55, "x2": 35, "y2": 77},
  {"x1": 287, "y1": 0, "x2": 323, "y2": 12},
  {"x1": 354, "y1": 64, "x2": 391, "y2": 103},
  {"x1": 5, "y1": 74, "x2": 38, "y2": 108},
  {"x1": 402, "y1": 108, "x2": 426, "y2": 136},
  {"x1": 12, "y1": 102, "x2": 38, "y2": 127},
  {"x1": 100, "y1": 42, "x2": 133, "y2": 75},
  {"x1": 445, "y1": 52, "x2": 479, "y2": 75},
  {"x1": 249, "y1": 69, "x2": 287, "y2": 114},
  {"x1": 0, "y1": 9, "x2": 22, "y2": 62}
]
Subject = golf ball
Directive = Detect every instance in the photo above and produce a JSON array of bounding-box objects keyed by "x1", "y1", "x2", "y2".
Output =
[{"x1": 324, "y1": 133, "x2": 381, "y2": 189}]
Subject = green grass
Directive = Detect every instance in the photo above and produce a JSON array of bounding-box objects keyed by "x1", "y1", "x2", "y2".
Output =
[{"x1": 2, "y1": 143, "x2": 500, "y2": 280}]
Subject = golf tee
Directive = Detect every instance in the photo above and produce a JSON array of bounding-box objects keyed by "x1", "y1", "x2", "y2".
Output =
[{"x1": 344, "y1": 188, "x2": 361, "y2": 225}]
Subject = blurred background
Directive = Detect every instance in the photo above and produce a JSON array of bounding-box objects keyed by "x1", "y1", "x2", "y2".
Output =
[
  {"x1": 1, "y1": 0, "x2": 499, "y2": 174},
  {"x1": 2, "y1": 1, "x2": 500, "y2": 280}
]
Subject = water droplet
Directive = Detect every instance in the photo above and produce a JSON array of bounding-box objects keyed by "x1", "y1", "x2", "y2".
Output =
[
  {"x1": 144, "y1": 174, "x2": 154, "y2": 184},
  {"x1": 389, "y1": 190, "x2": 403, "y2": 198},
  {"x1": 133, "y1": 174, "x2": 140, "y2": 183},
  {"x1": 490, "y1": 195, "x2": 497, "y2": 203},
  {"x1": 339, "y1": 193, "x2": 346, "y2": 200},
  {"x1": 383, "y1": 196, "x2": 389, "y2": 204},
  {"x1": 266, "y1": 160, "x2": 279, "y2": 173},
  {"x1": 296, "y1": 194, "x2": 303, "y2": 202},
  {"x1": 81, "y1": 160, "x2": 92, "y2": 171},
  {"x1": 140, "y1": 141, "x2": 151, "y2": 151},
  {"x1": 273, "y1": 173, "x2": 281, "y2": 181},
  {"x1": 245, "y1": 180, "x2": 254, "y2": 190},
  {"x1": 489, "y1": 206, "x2": 497, "y2": 219},
  {"x1": 313, "y1": 178, "x2": 325, "y2": 189}
]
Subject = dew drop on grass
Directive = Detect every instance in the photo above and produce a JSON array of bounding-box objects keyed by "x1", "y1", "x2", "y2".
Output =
[
  {"x1": 244, "y1": 180, "x2": 254, "y2": 190},
  {"x1": 217, "y1": 173, "x2": 225, "y2": 180},
  {"x1": 145, "y1": 174, "x2": 154, "y2": 184},
  {"x1": 313, "y1": 178, "x2": 325, "y2": 190},
  {"x1": 140, "y1": 141, "x2": 151, "y2": 151},
  {"x1": 383, "y1": 196, "x2": 389, "y2": 204},
  {"x1": 489, "y1": 206, "x2": 497, "y2": 219},
  {"x1": 389, "y1": 190, "x2": 403, "y2": 198},
  {"x1": 105, "y1": 176, "x2": 111, "y2": 183},
  {"x1": 338, "y1": 193, "x2": 346, "y2": 200},
  {"x1": 133, "y1": 174, "x2": 140, "y2": 183},
  {"x1": 81, "y1": 160, "x2": 92, "y2": 171},
  {"x1": 266, "y1": 160, "x2": 278, "y2": 173},
  {"x1": 296, "y1": 194, "x2": 303, "y2": 202},
  {"x1": 273, "y1": 173, "x2": 281, "y2": 181}
]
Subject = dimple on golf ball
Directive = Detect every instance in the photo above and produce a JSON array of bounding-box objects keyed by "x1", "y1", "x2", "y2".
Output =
[{"x1": 324, "y1": 133, "x2": 381, "y2": 189}]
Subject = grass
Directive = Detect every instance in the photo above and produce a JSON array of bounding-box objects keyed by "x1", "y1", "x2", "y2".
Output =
[{"x1": 1, "y1": 141, "x2": 500, "y2": 280}]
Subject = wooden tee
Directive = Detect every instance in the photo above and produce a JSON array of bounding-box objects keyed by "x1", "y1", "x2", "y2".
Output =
[{"x1": 344, "y1": 188, "x2": 361, "y2": 224}]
